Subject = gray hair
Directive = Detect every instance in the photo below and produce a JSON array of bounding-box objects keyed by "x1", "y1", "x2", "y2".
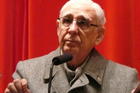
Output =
[{"x1": 60, "y1": 0, "x2": 106, "y2": 26}]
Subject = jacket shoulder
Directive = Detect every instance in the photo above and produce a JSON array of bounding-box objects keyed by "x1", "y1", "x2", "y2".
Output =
[
  {"x1": 13, "y1": 48, "x2": 60, "y2": 79},
  {"x1": 107, "y1": 61, "x2": 138, "y2": 76},
  {"x1": 103, "y1": 61, "x2": 138, "y2": 93}
]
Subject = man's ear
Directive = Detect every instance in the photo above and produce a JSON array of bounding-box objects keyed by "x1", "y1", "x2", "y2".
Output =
[
  {"x1": 56, "y1": 19, "x2": 60, "y2": 36},
  {"x1": 95, "y1": 26, "x2": 105, "y2": 45},
  {"x1": 56, "y1": 19, "x2": 60, "y2": 27}
]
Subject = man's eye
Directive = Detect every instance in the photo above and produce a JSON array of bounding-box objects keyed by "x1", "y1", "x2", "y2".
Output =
[
  {"x1": 63, "y1": 18, "x2": 72, "y2": 24},
  {"x1": 78, "y1": 20, "x2": 88, "y2": 26}
]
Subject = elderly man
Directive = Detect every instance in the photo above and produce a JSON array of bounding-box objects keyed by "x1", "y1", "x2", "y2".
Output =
[{"x1": 5, "y1": 0, "x2": 140, "y2": 93}]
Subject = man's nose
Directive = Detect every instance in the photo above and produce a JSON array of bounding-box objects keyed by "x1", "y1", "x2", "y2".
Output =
[{"x1": 68, "y1": 21, "x2": 79, "y2": 34}]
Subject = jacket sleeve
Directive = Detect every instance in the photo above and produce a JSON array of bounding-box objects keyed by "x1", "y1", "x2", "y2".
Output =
[
  {"x1": 125, "y1": 68, "x2": 139, "y2": 93},
  {"x1": 12, "y1": 61, "x2": 25, "y2": 79}
]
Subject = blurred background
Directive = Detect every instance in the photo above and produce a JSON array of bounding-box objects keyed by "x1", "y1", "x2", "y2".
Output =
[{"x1": 0, "y1": 0, "x2": 140, "y2": 92}]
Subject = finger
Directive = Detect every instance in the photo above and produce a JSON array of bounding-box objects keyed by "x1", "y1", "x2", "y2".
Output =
[
  {"x1": 21, "y1": 79, "x2": 28, "y2": 86},
  {"x1": 134, "y1": 84, "x2": 140, "y2": 93},
  {"x1": 25, "y1": 89, "x2": 31, "y2": 93},
  {"x1": 4, "y1": 88, "x2": 11, "y2": 93},
  {"x1": 13, "y1": 79, "x2": 22, "y2": 93},
  {"x1": 7, "y1": 82, "x2": 18, "y2": 93},
  {"x1": 131, "y1": 89, "x2": 135, "y2": 93},
  {"x1": 21, "y1": 79, "x2": 29, "y2": 93}
]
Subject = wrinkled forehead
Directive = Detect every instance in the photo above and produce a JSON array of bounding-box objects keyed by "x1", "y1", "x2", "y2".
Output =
[{"x1": 60, "y1": 3, "x2": 97, "y2": 21}]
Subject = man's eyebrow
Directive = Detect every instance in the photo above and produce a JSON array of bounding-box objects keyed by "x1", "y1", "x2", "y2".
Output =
[
  {"x1": 77, "y1": 16, "x2": 91, "y2": 21},
  {"x1": 62, "y1": 13, "x2": 73, "y2": 17},
  {"x1": 62, "y1": 14, "x2": 92, "y2": 21}
]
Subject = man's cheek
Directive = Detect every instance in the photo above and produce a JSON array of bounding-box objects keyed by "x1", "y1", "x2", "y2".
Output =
[{"x1": 57, "y1": 30, "x2": 63, "y2": 41}]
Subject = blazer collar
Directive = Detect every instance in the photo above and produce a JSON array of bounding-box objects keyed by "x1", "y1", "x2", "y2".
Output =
[
  {"x1": 43, "y1": 48, "x2": 61, "y2": 83},
  {"x1": 43, "y1": 48, "x2": 70, "y2": 93},
  {"x1": 43, "y1": 48, "x2": 108, "y2": 92},
  {"x1": 83, "y1": 49, "x2": 108, "y2": 86}
]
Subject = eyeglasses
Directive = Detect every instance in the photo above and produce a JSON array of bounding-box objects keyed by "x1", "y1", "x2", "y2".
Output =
[{"x1": 58, "y1": 17, "x2": 98, "y2": 30}]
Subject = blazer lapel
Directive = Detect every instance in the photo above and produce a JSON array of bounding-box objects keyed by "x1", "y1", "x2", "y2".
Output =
[
  {"x1": 52, "y1": 65, "x2": 70, "y2": 93},
  {"x1": 43, "y1": 48, "x2": 61, "y2": 84},
  {"x1": 43, "y1": 64, "x2": 70, "y2": 93},
  {"x1": 84, "y1": 49, "x2": 108, "y2": 85}
]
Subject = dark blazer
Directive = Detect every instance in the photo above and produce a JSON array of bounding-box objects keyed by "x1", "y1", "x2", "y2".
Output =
[{"x1": 13, "y1": 48, "x2": 139, "y2": 93}]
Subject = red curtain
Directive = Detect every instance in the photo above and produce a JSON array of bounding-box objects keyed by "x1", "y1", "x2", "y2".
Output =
[{"x1": 0, "y1": 0, "x2": 140, "y2": 92}]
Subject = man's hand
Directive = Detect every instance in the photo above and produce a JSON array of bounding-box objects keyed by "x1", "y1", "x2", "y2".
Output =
[{"x1": 4, "y1": 79, "x2": 31, "y2": 93}]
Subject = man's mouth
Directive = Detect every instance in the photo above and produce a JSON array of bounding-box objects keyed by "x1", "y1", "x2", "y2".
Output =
[{"x1": 64, "y1": 40, "x2": 80, "y2": 47}]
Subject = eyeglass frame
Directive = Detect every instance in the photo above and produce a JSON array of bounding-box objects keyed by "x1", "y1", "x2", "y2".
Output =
[{"x1": 57, "y1": 17, "x2": 99, "y2": 30}]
